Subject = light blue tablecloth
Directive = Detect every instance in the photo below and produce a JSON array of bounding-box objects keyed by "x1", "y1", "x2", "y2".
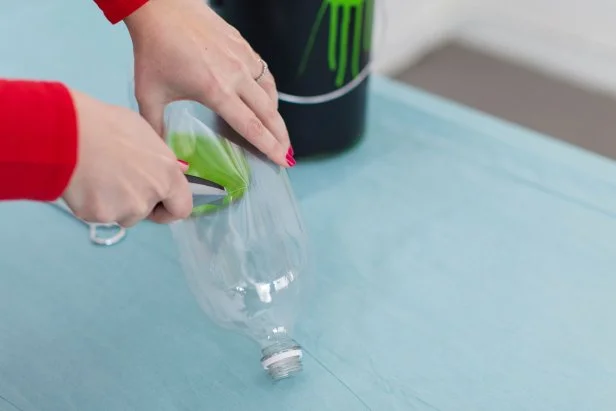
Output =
[{"x1": 1, "y1": 2, "x2": 616, "y2": 411}]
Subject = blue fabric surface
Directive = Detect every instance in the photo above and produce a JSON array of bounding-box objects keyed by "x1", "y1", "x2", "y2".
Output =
[{"x1": 2, "y1": 2, "x2": 616, "y2": 410}]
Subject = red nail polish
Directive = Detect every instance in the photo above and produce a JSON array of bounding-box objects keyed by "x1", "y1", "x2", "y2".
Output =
[
  {"x1": 286, "y1": 153, "x2": 296, "y2": 167},
  {"x1": 286, "y1": 147, "x2": 296, "y2": 166},
  {"x1": 177, "y1": 159, "x2": 189, "y2": 166},
  {"x1": 289, "y1": 146, "x2": 294, "y2": 156}
]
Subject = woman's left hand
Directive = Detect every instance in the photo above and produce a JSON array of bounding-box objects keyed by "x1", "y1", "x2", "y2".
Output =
[{"x1": 124, "y1": 0, "x2": 294, "y2": 167}]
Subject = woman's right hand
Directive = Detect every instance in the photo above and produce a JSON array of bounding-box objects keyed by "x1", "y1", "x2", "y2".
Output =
[{"x1": 61, "y1": 89, "x2": 193, "y2": 227}]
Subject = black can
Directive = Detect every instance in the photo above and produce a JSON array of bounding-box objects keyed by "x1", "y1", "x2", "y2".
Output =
[{"x1": 213, "y1": 0, "x2": 375, "y2": 159}]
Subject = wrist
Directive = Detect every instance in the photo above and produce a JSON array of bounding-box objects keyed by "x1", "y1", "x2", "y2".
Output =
[
  {"x1": 124, "y1": 0, "x2": 206, "y2": 34},
  {"x1": 124, "y1": 0, "x2": 155, "y2": 35},
  {"x1": 94, "y1": 0, "x2": 149, "y2": 25}
]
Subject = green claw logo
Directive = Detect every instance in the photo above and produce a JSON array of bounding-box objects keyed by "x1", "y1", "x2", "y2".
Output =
[{"x1": 298, "y1": 0, "x2": 374, "y2": 87}]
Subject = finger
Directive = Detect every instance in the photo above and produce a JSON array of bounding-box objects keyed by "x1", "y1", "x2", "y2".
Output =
[
  {"x1": 247, "y1": 54, "x2": 278, "y2": 106},
  {"x1": 137, "y1": 96, "x2": 167, "y2": 138},
  {"x1": 117, "y1": 204, "x2": 152, "y2": 228},
  {"x1": 152, "y1": 169, "x2": 193, "y2": 223},
  {"x1": 216, "y1": 95, "x2": 290, "y2": 167},
  {"x1": 239, "y1": 77, "x2": 290, "y2": 149},
  {"x1": 254, "y1": 69, "x2": 279, "y2": 107},
  {"x1": 148, "y1": 204, "x2": 181, "y2": 224},
  {"x1": 177, "y1": 159, "x2": 190, "y2": 173},
  {"x1": 259, "y1": 73, "x2": 279, "y2": 107},
  {"x1": 118, "y1": 213, "x2": 146, "y2": 228}
]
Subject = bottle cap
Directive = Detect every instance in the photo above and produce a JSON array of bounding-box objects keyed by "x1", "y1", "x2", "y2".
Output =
[{"x1": 261, "y1": 347, "x2": 303, "y2": 380}]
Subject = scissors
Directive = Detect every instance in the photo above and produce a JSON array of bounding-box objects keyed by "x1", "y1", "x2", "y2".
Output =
[
  {"x1": 52, "y1": 174, "x2": 227, "y2": 246},
  {"x1": 52, "y1": 199, "x2": 126, "y2": 246}
]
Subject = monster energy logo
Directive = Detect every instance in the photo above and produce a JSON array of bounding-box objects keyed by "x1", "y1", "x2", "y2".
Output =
[{"x1": 298, "y1": 0, "x2": 374, "y2": 88}]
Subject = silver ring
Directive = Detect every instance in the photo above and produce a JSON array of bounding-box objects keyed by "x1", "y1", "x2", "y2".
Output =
[{"x1": 254, "y1": 58, "x2": 268, "y2": 83}]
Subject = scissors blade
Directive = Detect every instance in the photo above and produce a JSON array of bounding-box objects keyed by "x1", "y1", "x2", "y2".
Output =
[{"x1": 185, "y1": 174, "x2": 227, "y2": 207}]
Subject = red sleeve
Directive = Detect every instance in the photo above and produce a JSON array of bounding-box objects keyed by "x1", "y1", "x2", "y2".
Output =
[
  {"x1": 94, "y1": 0, "x2": 149, "y2": 24},
  {"x1": 0, "y1": 80, "x2": 78, "y2": 202}
]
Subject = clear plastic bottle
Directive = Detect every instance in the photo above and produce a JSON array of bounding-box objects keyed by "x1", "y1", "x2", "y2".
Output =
[{"x1": 166, "y1": 103, "x2": 309, "y2": 380}]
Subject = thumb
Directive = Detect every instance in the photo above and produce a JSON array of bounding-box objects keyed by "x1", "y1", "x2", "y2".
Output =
[
  {"x1": 138, "y1": 96, "x2": 167, "y2": 138},
  {"x1": 149, "y1": 182, "x2": 193, "y2": 224}
]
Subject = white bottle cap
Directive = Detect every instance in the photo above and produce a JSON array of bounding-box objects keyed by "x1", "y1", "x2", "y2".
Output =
[{"x1": 261, "y1": 348, "x2": 303, "y2": 370}]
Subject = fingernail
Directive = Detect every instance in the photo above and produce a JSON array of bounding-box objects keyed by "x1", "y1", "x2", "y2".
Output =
[
  {"x1": 286, "y1": 152, "x2": 296, "y2": 167},
  {"x1": 286, "y1": 147, "x2": 296, "y2": 167},
  {"x1": 177, "y1": 159, "x2": 189, "y2": 166},
  {"x1": 289, "y1": 146, "x2": 294, "y2": 156}
]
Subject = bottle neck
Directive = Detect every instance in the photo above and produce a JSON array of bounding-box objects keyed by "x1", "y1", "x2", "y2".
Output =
[{"x1": 260, "y1": 335, "x2": 303, "y2": 380}]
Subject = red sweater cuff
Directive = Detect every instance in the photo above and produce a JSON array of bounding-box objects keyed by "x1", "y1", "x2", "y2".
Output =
[
  {"x1": 0, "y1": 80, "x2": 78, "y2": 202},
  {"x1": 94, "y1": 0, "x2": 149, "y2": 24}
]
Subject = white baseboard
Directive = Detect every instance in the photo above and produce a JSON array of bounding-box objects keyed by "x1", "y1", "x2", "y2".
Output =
[
  {"x1": 457, "y1": 8, "x2": 616, "y2": 97},
  {"x1": 371, "y1": 0, "x2": 462, "y2": 75}
]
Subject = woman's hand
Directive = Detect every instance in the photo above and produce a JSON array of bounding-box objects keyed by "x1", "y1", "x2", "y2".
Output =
[
  {"x1": 62, "y1": 89, "x2": 193, "y2": 227},
  {"x1": 124, "y1": 0, "x2": 294, "y2": 168}
]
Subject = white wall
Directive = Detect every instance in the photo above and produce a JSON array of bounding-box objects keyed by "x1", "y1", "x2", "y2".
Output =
[
  {"x1": 374, "y1": 0, "x2": 616, "y2": 97},
  {"x1": 458, "y1": 0, "x2": 616, "y2": 96}
]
